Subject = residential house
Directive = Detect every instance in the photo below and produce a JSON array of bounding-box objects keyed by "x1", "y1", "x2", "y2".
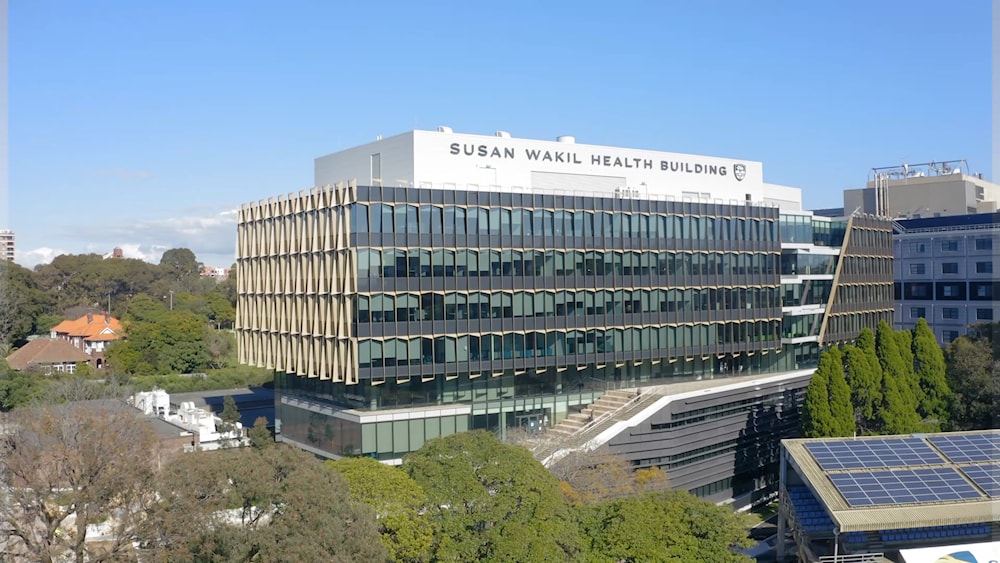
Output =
[
  {"x1": 5, "y1": 338, "x2": 92, "y2": 374},
  {"x1": 50, "y1": 312, "x2": 123, "y2": 369}
]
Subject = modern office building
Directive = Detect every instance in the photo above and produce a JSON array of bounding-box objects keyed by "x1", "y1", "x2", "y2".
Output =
[
  {"x1": 236, "y1": 129, "x2": 893, "y2": 505},
  {"x1": 893, "y1": 212, "x2": 999, "y2": 345},
  {"x1": 0, "y1": 229, "x2": 14, "y2": 262}
]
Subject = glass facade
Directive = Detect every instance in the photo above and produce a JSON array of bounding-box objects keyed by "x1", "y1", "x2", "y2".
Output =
[{"x1": 237, "y1": 183, "x2": 892, "y2": 464}]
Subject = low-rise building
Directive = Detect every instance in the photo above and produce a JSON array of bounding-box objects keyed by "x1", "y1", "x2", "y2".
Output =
[
  {"x1": 130, "y1": 389, "x2": 247, "y2": 451},
  {"x1": 50, "y1": 312, "x2": 123, "y2": 368},
  {"x1": 5, "y1": 338, "x2": 91, "y2": 374}
]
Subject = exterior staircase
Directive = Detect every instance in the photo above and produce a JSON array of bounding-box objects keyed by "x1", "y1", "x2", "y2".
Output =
[
  {"x1": 532, "y1": 388, "x2": 664, "y2": 465},
  {"x1": 547, "y1": 389, "x2": 637, "y2": 438}
]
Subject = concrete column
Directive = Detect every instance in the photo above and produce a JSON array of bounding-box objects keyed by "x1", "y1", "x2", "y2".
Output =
[{"x1": 777, "y1": 449, "x2": 787, "y2": 561}]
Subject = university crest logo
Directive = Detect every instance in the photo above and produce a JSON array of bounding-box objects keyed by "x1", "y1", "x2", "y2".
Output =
[{"x1": 733, "y1": 164, "x2": 747, "y2": 182}]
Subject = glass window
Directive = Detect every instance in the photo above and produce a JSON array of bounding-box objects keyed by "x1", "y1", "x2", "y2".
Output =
[
  {"x1": 942, "y1": 307, "x2": 959, "y2": 320},
  {"x1": 941, "y1": 262, "x2": 959, "y2": 274},
  {"x1": 940, "y1": 240, "x2": 959, "y2": 252},
  {"x1": 910, "y1": 307, "x2": 925, "y2": 319},
  {"x1": 975, "y1": 238, "x2": 993, "y2": 251},
  {"x1": 976, "y1": 308, "x2": 994, "y2": 321},
  {"x1": 910, "y1": 242, "x2": 926, "y2": 253},
  {"x1": 976, "y1": 261, "x2": 993, "y2": 274},
  {"x1": 909, "y1": 263, "x2": 926, "y2": 275},
  {"x1": 444, "y1": 206, "x2": 456, "y2": 235}
]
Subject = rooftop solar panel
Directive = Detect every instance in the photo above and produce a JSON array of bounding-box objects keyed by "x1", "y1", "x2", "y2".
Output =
[
  {"x1": 829, "y1": 467, "x2": 984, "y2": 507},
  {"x1": 805, "y1": 438, "x2": 944, "y2": 471},
  {"x1": 959, "y1": 463, "x2": 1000, "y2": 498},
  {"x1": 927, "y1": 433, "x2": 1000, "y2": 464}
]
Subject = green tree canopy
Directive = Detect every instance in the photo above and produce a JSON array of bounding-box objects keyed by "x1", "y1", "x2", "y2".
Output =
[
  {"x1": 548, "y1": 450, "x2": 670, "y2": 506},
  {"x1": 0, "y1": 260, "x2": 52, "y2": 350},
  {"x1": 912, "y1": 318, "x2": 950, "y2": 427},
  {"x1": 107, "y1": 306, "x2": 209, "y2": 375},
  {"x1": 143, "y1": 444, "x2": 387, "y2": 562},
  {"x1": 826, "y1": 348, "x2": 855, "y2": 437},
  {"x1": 580, "y1": 490, "x2": 754, "y2": 563},
  {"x1": 841, "y1": 345, "x2": 881, "y2": 434},
  {"x1": 248, "y1": 416, "x2": 273, "y2": 449},
  {"x1": 403, "y1": 430, "x2": 584, "y2": 562},
  {"x1": 802, "y1": 348, "x2": 853, "y2": 437},
  {"x1": 945, "y1": 335, "x2": 999, "y2": 430},
  {"x1": 328, "y1": 457, "x2": 435, "y2": 562},
  {"x1": 875, "y1": 320, "x2": 921, "y2": 434},
  {"x1": 894, "y1": 328, "x2": 924, "y2": 409},
  {"x1": 802, "y1": 351, "x2": 834, "y2": 438}
]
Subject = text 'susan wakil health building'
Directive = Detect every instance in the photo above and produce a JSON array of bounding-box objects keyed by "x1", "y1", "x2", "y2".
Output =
[{"x1": 236, "y1": 128, "x2": 893, "y2": 507}]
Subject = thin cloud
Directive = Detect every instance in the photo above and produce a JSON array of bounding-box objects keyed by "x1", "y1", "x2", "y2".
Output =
[
  {"x1": 62, "y1": 209, "x2": 239, "y2": 266},
  {"x1": 15, "y1": 247, "x2": 72, "y2": 268},
  {"x1": 91, "y1": 168, "x2": 155, "y2": 181}
]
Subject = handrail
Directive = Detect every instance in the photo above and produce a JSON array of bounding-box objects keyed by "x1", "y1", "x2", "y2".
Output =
[
  {"x1": 818, "y1": 554, "x2": 885, "y2": 563},
  {"x1": 897, "y1": 222, "x2": 1000, "y2": 234},
  {"x1": 571, "y1": 389, "x2": 647, "y2": 437}
]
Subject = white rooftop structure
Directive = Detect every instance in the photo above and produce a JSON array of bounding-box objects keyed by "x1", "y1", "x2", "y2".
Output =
[
  {"x1": 315, "y1": 128, "x2": 803, "y2": 211},
  {"x1": 130, "y1": 389, "x2": 246, "y2": 450}
]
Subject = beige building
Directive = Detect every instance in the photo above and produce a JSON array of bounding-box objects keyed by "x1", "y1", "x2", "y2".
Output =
[
  {"x1": 843, "y1": 161, "x2": 999, "y2": 219},
  {"x1": 0, "y1": 229, "x2": 13, "y2": 261}
]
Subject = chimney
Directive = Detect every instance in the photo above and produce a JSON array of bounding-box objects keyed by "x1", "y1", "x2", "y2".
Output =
[
  {"x1": 105, "y1": 314, "x2": 111, "y2": 324},
  {"x1": 86, "y1": 313, "x2": 93, "y2": 324}
]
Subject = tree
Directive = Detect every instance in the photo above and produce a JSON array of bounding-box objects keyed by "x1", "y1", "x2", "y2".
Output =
[
  {"x1": 0, "y1": 260, "x2": 52, "y2": 352},
  {"x1": 841, "y1": 345, "x2": 881, "y2": 434},
  {"x1": 403, "y1": 430, "x2": 584, "y2": 562},
  {"x1": 0, "y1": 401, "x2": 159, "y2": 563},
  {"x1": 548, "y1": 449, "x2": 670, "y2": 506},
  {"x1": 141, "y1": 444, "x2": 387, "y2": 562},
  {"x1": 894, "y1": 328, "x2": 924, "y2": 409},
  {"x1": 107, "y1": 307, "x2": 210, "y2": 376},
  {"x1": 204, "y1": 327, "x2": 235, "y2": 369},
  {"x1": 826, "y1": 348, "x2": 855, "y2": 437},
  {"x1": 580, "y1": 490, "x2": 754, "y2": 563},
  {"x1": 248, "y1": 416, "x2": 273, "y2": 449},
  {"x1": 328, "y1": 457, "x2": 435, "y2": 563},
  {"x1": 875, "y1": 321, "x2": 920, "y2": 434},
  {"x1": 945, "y1": 336, "x2": 999, "y2": 430},
  {"x1": 204, "y1": 292, "x2": 236, "y2": 329},
  {"x1": 875, "y1": 369, "x2": 922, "y2": 434},
  {"x1": 157, "y1": 248, "x2": 207, "y2": 293},
  {"x1": 0, "y1": 359, "x2": 49, "y2": 410},
  {"x1": 801, "y1": 351, "x2": 833, "y2": 438},
  {"x1": 911, "y1": 318, "x2": 950, "y2": 427}
]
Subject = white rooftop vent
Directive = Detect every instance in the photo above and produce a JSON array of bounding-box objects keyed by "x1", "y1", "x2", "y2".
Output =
[
  {"x1": 557, "y1": 135, "x2": 576, "y2": 144},
  {"x1": 495, "y1": 130, "x2": 511, "y2": 138},
  {"x1": 437, "y1": 126, "x2": 453, "y2": 133}
]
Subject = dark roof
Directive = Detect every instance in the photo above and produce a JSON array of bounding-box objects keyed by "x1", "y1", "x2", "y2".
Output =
[
  {"x1": 5, "y1": 338, "x2": 91, "y2": 370},
  {"x1": 897, "y1": 211, "x2": 1000, "y2": 230},
  {"x1": 170, "y1": 387, "x2": 275, "y2": 428},
  {"x1": 811, "y1": 207, "x2": 846, "y2": 218}
]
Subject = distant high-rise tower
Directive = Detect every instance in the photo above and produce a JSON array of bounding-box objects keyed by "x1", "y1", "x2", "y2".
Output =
[
  {"x1": 112, "y1": 246, "x2": 124, "y2": 258},
  {"x1": 0, "y1": 230, "x2": 14, "y2": 262}
]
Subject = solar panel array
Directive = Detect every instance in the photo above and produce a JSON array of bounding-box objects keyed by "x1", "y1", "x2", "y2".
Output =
[
  {"x1": 804, "y1": 438, "x2": 943, "y2": 471},
  {"x1": 828, "y1": 468, "x2": 983, "y2": 507},
  {"x1": 959, "y1": 464, "x2": 1000, "y2": 498},
  {"x1": 928, "y1": 434, "x2": 1000, "y2": 464}
]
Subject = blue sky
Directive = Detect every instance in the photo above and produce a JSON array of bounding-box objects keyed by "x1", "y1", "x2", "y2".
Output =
[{"x1": 8, "y1": 1, "x2": 994, "y2": 268}]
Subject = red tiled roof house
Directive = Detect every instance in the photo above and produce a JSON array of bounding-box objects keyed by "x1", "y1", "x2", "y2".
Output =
[{"x1": 49, "y1": 312, "x2": 123, "y2": 369}]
